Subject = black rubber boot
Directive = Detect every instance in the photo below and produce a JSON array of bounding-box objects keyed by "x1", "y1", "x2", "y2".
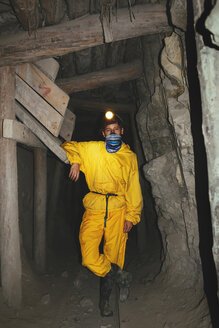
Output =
[
  {"x1": 112, "y1": 264, "x2": 133, "y2": 302},
  {"x1": 117, "y1": 270, "x2": 132, "y2": 302},
  {"x1": 99, "y1": 270, "x2": 114, "y2": 317}
]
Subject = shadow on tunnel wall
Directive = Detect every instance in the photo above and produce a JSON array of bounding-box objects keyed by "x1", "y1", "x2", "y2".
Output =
[{"x1": 186, "y1": 1, "x2": 219, "y2": 326}]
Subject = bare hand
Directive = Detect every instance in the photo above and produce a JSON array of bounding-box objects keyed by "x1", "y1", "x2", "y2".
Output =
[
  {"x1": 123, "y1": 220, "x2": 133, "y2": 233},
  {"x1": 69, "y1": 163, "x2": 80, "y2": 182}
]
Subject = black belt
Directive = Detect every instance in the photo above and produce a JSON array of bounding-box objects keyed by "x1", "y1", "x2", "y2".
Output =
[{"x1": 90, "y1": 191, "x2": 118, "y2": 227}]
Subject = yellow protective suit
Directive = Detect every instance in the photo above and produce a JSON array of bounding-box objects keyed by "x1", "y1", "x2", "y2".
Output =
[{"x1": 62, "y1": 141, "x2": 143, "y2": 277}]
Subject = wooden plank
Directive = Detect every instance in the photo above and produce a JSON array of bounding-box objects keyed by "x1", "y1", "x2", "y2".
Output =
[
  {"x1": 70, "y1": 98, "x2": 136, "y2": 113},
  {"x1": 16, "y1": 63, "x2": 69, "y2": 116},
  {"x1": 34, "y1": 148, "x2": 47, "y2": 273},
  {"x1": 39, "y1": 0, "x2": 66, "y2": 26},
  {"x1": 3, "y1": 119, "x2": 45, "y2": 149},
  {"x1": 9, "y1": 0, "x2": 39, "y2": 32},
  {"x1": 0, "y1": 4, "x2": 171, "y2": 66},
  {"x1": 15, "y1": 102, "x2": 69, "y2": 164},
  {"x1": 59, "y1": 109, "x2": 76, "y2": 141},
  {"x1": 57, "y1": 59, "x2": 143, "y2": 94},
  {"x1": 15, "y1": 75, "x2": 64, "y2": 137},
  {"x1": 102, "y1": 15, "x2": 113, "y2": 43},
  {"x1": 34, "y1": 58, "x2": 60, "y2": 82},
  {"x1": 0, "y1": 119, "x2": 2, "y2": 138},
  {"x1": 0, "y1": 66, "x2": 22, "y2": 308},
  {"x1": 0, "y1": 138, "x2": 22, "y2": 308},
  {"x1": 47, "y1": 161, "x2": 64, "y2": 241}
]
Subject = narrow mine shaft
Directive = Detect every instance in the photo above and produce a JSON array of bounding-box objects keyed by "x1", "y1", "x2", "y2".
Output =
[{"x1": 0, "y1": 1, "x2": 219, "y2": 328}]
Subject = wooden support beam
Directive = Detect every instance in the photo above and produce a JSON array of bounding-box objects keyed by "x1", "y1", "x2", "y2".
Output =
[
  {"x1": 15, "y1": 102, "x2": 69, "y2": 164},
  {"x1": 70, "y1": 98, "x2": 136, "y2": 113},
  {"x1": 47, "y1": 161, "x2": 64, "y2": 247},
  {"x1": 34, "y1": 58, "x2": 60, "y2": 82},
  {"x1": 34, "y1": 148, "x2": 47, "y2": 273},
  {"x1": 57, "y1": 59, "x2": 143, "y2": 94},
  {"x1": 0, "y1": 66, "x2": 22, "y2": 308},
  {"x1": 0, "y1": 4, "x2": 171, "y2": 67},
  {"x1": 2, "y1": 119, "x2": 45, "y2": 149},
  {"x1": 59, "y1": 109, "x2": 76, "y2": 141},
  {"x1": 15, "y1": 75, "x2": 64, "y2": 137},
  {"x1": 0, "y1": 119, "x2": 3, "y2": 138},
  {"x1": 16, "y1": 63, "x2": 69, "y2": 116}
]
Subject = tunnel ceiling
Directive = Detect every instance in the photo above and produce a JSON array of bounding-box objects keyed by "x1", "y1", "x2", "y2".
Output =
[
  {"x1": 0, "y1": 0, "x2": 167, "y2": 100},
  {"x1": 0, "y1": 0, "x2": 169, "y2": 139}
]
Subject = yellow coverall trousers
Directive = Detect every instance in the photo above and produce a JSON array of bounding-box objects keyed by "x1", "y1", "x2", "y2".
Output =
[{"x1": 79, "y1": 207, "x2": 127, "y2": 277}]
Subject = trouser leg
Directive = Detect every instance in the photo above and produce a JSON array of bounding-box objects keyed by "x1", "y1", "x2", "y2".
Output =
[
  {"x1": 103, "y1": 208, "x2": 128, "y2": 269},
  {"x1": 79, "y1": 208, "x2": 132, "y2": 313},
  {"x1": 79, "y1": 208, "x2": 128, "y2": 277},
  {"x1": 103, "y1": 209, "x2": 132, "y2": 302},
  {"x1": 79, "y1": 210, "x2": 111, "y2": 277}
]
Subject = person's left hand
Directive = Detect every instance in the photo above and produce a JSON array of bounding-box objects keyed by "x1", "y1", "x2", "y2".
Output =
[{"x1": 123, "y1": 220, "x2": 133, "y2": 233}]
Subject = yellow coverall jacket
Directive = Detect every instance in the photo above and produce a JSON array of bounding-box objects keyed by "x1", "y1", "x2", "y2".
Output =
[{"x1": 62, "y1": 141, "x2": 143, "y2": 277}]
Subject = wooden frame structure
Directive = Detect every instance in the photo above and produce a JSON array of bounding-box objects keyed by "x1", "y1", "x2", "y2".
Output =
[
  {"x1": 0, "y1": 4, "x2": 171, "y2": 67},
  {"x1": 0, "y1": 59, "x2": 72, "y2": 308},
  {"x1": 0, "y1": 3, "x2": 170, "y2": 308}
]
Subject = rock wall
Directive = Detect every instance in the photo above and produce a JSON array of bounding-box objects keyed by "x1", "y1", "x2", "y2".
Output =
[
  {"x1": 193, "y1": 0, "x2": 219, "y2": 301},
  {"x1": 135, "y1": 30, "x2": 211, "y2": 325}
]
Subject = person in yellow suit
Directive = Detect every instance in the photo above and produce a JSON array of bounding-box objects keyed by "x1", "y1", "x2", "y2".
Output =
[{"x1": 61, "y1": 112, "x2": 143, "y2": 317}]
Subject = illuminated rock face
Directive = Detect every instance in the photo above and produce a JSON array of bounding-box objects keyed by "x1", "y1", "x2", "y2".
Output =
[
  {"x1": 195, "y1": 0, "x2": 219, "y2": 300},
  {"x1": 136, "y1": 29, "x2": 212, "y2": 326},
  {"x1": 136, "y1": 31, "x2": 198, "y2": 278}
]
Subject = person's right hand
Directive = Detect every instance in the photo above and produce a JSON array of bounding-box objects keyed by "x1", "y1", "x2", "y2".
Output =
[{"x1": 69, "y1": 163, "x2": 80, "y2": 182}]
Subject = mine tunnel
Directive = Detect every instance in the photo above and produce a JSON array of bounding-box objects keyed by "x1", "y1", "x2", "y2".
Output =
[{"x1": 0, "y1": 1, "x2": 219, "y2": 328}]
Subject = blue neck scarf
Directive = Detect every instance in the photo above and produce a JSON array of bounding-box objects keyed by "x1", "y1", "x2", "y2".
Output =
[{"x1": 105, "y1": 134, "x2": 122, "y2": 153}]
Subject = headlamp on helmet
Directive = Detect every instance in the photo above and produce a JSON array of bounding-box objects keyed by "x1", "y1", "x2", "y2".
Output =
[{"x1": 105, "y1": 111, "x2": 114, "y2": 120}]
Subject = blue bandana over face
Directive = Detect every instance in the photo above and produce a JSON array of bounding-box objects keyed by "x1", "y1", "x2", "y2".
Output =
[{"x1": 105, "y1": 133, "x2": 122, "y2": 153}]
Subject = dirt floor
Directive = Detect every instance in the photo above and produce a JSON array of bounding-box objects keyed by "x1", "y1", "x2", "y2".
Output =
[{"x1": 0, "y1": 237, "x2": 212, "y2": 328}]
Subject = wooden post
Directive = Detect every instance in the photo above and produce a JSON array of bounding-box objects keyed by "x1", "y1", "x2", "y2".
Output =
[
  {"x1": 0, "y1": 66, "x2": 22, "y2": 308},
  {"x1": 34, "y1": 148, "x2": 47, "y2": 273},
  {"x1": 47, "y1": 160, "x2": 64, "y2": 248}
]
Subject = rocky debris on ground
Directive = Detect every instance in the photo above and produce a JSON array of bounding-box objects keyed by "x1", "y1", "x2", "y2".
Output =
[
  {"x1": 61, "y1": 271, "x2": 69, "y2": 278},
  {"x1": 73, "y1": 277, "x2": 82, "y2": 289},
  {"x1": 40, "y1": 294, "x2": 51, "y2": 305},
  {"x1": 80, "y1": 296, "x2": 94, "y2": 308}
]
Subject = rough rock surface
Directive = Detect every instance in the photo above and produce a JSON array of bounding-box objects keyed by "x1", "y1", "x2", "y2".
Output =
[
  {"x1": 205, "y1": 1, "x2": 219, "y2": 46},
  {"x1": 169, "y1": 0, "x2": 187, "y2": 31},
  {"x1": 194, "y1": 0, "x2": 219, "y2": 300},
  {"x1": 136, "y1": 31, "x2": 211, "y2": 325}
]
